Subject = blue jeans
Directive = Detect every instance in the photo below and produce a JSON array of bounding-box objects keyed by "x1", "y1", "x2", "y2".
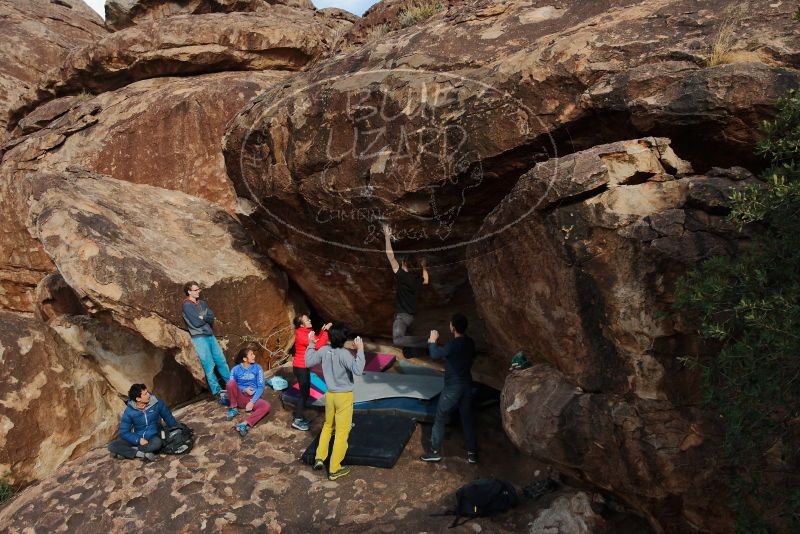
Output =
[
  {"x1": 431, "y1": 381, "x2": 477, "y2": 453},
  {"x1": 191, "y1": 335, "x2": 230, "y2": 395}
]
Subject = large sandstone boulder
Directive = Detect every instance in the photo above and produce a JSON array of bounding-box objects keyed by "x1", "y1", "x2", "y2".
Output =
[
  {"x1": 50, "y1": 313, "x2": 201, "y2": 406},
  {"x1": 224, "y1": 0, "x2": 798, "y2": 339},
  {"x1": 33, "y1": 271, "x2": 199, "y2": 405},
  {"x1": 0, "y1": 71, "x2": 287, "y2": 313},
  {"x1": 0, "y1": 311, "x2": 120, "y2": 485},
  {"x1": 0, "y1": 0, "x2": 106, "y2": 146},
  {"x1": 27, "y1": 7, "x2": 348, "y2": 106},
  {"x1": 9, "y1": 71, "x2": 288, "y2": 210},
  {"x1": 22, "y1": 170, "x2": 299, "y2": 383},
  {"x1": 505, "y1": 364, "x2": 725, "y2": 533},
  {"x1": 0, "y1": 170, "x2": 56, "y2": 313},
  {"x1": 105, "y1": 0, "x2": 316, "y2": 31},
  {"x1": 471, "y1": 139, "x2": 756, "y2": 532},
  {"x1": 468, "y1": 138, "x2": 756, "y2": 393}
]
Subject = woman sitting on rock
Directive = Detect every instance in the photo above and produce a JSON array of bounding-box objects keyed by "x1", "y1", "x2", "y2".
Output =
[{"x1": 226, "y1": 347, "x2": 271, "y2": 437}]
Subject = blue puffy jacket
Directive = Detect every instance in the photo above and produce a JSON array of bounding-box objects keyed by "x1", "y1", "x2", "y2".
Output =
[{"x1": 119, "y1": 394, "x2": 178, "y2": 445}]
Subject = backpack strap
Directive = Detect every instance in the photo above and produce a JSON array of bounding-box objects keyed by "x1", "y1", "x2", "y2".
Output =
[
  {"x1": 450, "y1": 515, "x2": 472, "y2": 528},
  {"x1": 429, "y1": 511, "x2": 471, "y2": 529},
  {"x1": 429, "y1": 511, "x2": 456, "y2": 518}
]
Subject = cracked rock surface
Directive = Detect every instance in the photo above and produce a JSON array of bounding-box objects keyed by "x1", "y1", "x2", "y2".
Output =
[{"x1": 0, "y1": 390, "x2": 606, "y2": 533}]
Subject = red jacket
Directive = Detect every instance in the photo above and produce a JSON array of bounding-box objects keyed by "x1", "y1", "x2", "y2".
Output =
[{"x1": 293, "y1": 327, "x2": 329, "y2": 368}]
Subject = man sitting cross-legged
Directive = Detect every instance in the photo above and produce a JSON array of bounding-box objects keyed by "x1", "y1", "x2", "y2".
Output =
[{"x1": 108, "y1": 383, "x2": 179, "y2": 462}]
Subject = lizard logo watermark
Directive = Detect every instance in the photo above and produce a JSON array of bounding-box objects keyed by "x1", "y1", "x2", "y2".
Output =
[{"x1": 238, "y1": 68, "x2": 558, "y2": 254}]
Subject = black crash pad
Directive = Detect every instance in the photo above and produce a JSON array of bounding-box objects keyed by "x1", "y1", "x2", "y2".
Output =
[{"x1": 301, "y1": 413, "x2": 417, "y2": 469}]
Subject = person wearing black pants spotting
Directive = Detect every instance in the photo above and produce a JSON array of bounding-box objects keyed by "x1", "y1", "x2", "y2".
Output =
[
  {"x1": 420, "y1": 313, "x2": 478, "y2": 464},
  {"x1": 292, "y1": 314, "x2": 331, "y2": 431}
]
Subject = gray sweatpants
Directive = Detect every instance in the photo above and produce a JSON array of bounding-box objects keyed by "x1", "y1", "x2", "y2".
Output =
[{"x1": 392, "y1": 312, "x2": 428, "y2": 348}]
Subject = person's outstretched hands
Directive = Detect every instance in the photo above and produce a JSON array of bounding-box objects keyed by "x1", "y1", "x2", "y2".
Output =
[
  {"x1": 321, "y1": 322, "x2": 333, "y2": 332},
  {"x1": 428, "y1": 330, "x2": 439, "y2": 343},
  {"x1": 383, "y1": 224, "x2": 392, "y2": 238},
  {"x1": 308, "y1": 331, "x2": 316, "y2": 344},
  {"x1": 354, "y1": 336, "x2": 364, "y2": 351}
]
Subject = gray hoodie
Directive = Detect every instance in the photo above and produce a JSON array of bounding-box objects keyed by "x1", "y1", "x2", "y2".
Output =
[
  {"x1": 305, "y1": 344, "x2": 365, "y2": 393},
  {"x1": 182, "y1": 298, "x2": 215, "y2": 337}
]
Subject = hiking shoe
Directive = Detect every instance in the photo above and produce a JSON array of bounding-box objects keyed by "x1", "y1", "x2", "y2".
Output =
[
  {"x1": 226, "y1": 408, "x2": 239, "y2": 421},
  {"x1": 420, "y1": 450, "x2": 442, "y2": 462},
  {"x1": 142, "y1": 452, "x2": 156, "y2": 462},
  {"x1": 467, "y1": 451, "x2": 478, "y2": 464},
  {"x1": 236, "y1": 422, "x2": 249, "y2": 437},
  {"x1": 313, "y1": 459, "x2": 325, "y2": 471},
  {"x1": 292, "y1": 418, "x2": 310, "y2": 431},
  {"x1": 328, "y1": 466, "x2": 351, "y2": 481}
]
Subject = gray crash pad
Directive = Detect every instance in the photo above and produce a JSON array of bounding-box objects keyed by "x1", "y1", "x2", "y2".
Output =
[{"x1": 353, "y1": 371, "x2": 443, "y2": 403}]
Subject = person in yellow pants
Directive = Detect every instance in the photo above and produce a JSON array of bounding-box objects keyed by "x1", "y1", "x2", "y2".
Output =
[{"x1": 305, "y1": 324, "x2": 366, "y2": 481}]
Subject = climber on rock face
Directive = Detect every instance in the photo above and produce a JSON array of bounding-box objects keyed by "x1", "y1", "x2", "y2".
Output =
[
  {"x1": 182, "y1": 281, "x2": 231, "y2": 405},
  {"x1": 107, "y1": 384, "x2": 179, "y2": 462},
  {"x1": 383, "y1": 225, "x2": 429, "y2": 353}
]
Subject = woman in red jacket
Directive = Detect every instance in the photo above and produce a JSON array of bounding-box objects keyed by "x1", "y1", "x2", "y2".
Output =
[{"x1": 292, "y1": 314, "x2": 331, "y2": 431}]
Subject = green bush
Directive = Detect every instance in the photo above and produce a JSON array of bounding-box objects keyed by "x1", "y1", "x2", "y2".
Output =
[
  {"x1": 0, "y1": 479, "x2": 14, "y2": 505},
  {"x1": 675, "y1": 89, "x2": 800, "y2": 532}
]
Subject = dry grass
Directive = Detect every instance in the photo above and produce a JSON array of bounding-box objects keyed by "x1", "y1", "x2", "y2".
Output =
[
  {"x1": 398, "y1": 2, "x2": 443, "y2": 28},
  {"x1": 706, "y1": 2, "x2": 753, "y2": 66},
  {"x1": 709, "y1": 49, "x2": 770, "y2": 66},
  {"x1": 362, "y1": 1, "x2": 444, "y2": 44},
  {"x1": 365, "y1": 22, "x2": 390, "y2": 41},
  {"x1": 327, "y1": 27, "x2": 347, "y2": 52}
]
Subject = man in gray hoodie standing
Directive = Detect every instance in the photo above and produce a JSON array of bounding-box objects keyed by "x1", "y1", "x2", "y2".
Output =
[
  {"x1": 305, "y1": 324, "x2": 366, "y2": 481},
  {"x1": 182, "y1": 281, "x2": 230, "y2": 403}
]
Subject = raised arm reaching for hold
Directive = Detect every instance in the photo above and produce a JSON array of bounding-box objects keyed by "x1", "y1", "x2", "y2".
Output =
[{"x1": 383, "y1": 225, "x2": 400, "y2": 273}]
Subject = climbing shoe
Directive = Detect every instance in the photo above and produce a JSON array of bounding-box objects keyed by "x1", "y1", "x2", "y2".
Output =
[
  {"x1": 226, "y1": 408, "x2": 239, "y2": 421},
  {"x1": 467, "y1": 451, "x2": 478, "y2": 464},
  {"x1": 217, "y1": 390, "x2": 229, "y2": 406},
  {"x1": 419, "y1": 450, "x2": 442, "y2": 462},
  {"x1": 292, "y1": 418, "x2": 310, "y2": 431},
  {"x1": 328, "y1": 467, "x2": 351, "y2": 481},
  {"x1": 236, "y1": 422, "x2": 249, "y2": 437},
  {"x1": 313, "y1": 459, "x2": 325, "y2": 471},
  {"x1": 142, "y1": 452, "x2": 157, "y2": 462}
]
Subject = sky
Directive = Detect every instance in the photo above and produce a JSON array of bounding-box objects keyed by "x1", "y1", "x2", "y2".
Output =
[{"x1": 83, "y1": 0, "x2": 380, "y2": 18}]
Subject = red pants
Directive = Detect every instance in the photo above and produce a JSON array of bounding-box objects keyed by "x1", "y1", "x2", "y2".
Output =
[{"x1": 226, "y1": 379, "x2": 270, "y2": 427}]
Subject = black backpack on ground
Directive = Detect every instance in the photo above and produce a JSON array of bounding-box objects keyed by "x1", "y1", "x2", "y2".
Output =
[
  {"x1": 435, "y1": 477, "x2": 520, "y2": 528},
  {"x1": 160, "y1": 423, "x2": 194, "y2": 455}
]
